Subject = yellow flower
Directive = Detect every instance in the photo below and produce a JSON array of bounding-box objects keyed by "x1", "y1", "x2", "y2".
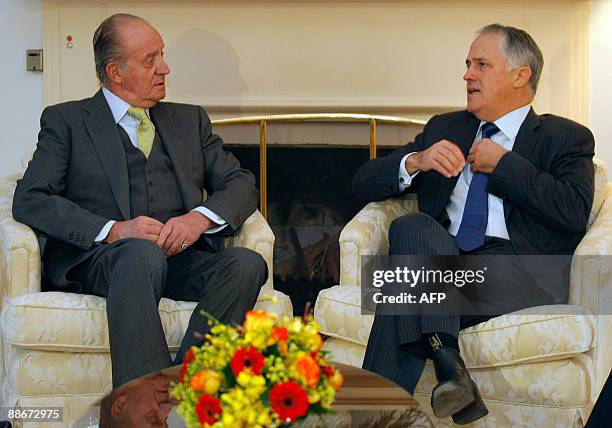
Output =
[
  {"x1": 189, "y1": 370, "x2": 222, "y2": 395},
  {"x1": 307, "y1": 389, "x2": 321, "y2": 404},
  {"x1": 328, "y1": 369, "x2": 344, "y2": 390},
  {"x1": 243, "y1": 310, "x2": 276, "y2": 333},
  {"x1": 308, "y1": 333, "x2": 323, "y2": 353}
]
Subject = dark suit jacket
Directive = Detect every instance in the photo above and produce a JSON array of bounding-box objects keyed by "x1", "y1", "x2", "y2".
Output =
[
  {"x1": 353, "y1": 109, "x2": 595, "y2": 300},
  {"x1": 12, "y1": 89, "x2": 258, "y2": 289}
]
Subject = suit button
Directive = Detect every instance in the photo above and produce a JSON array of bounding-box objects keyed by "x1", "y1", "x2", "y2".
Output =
[{"x1": 149, "y1": 196, "x2": 154, "y2": 202}]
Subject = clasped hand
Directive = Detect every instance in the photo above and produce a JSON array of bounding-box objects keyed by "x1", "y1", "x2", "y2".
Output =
[
  {"x1": 104, "y1": 212, "x2": 213, "y2": 258},
  {"x1": 407, "y1": 138, "x2": 507, "y2": 177}
]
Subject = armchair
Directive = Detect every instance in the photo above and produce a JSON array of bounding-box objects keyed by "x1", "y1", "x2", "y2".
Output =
[
  {"x1": 0, "y1": 170, "x2": 293, "y2": 426},
  {"x1": 315, "y1": 159, "x2": 611, "y2": 427}
]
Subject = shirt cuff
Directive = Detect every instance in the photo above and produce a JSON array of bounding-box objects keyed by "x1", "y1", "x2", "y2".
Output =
[
  {"x1": 94, "y1": 220, "x2": 116, "y2": 242},
  {"x1": 192, "y1": 207, "x2": 228, "y2": 234},
  {"x1": 399, "y1": 152, "x2": 420, "y2": 191}
]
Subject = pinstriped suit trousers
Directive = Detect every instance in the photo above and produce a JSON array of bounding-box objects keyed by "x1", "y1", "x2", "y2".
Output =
[{"x1": 362, "y1": 212, "x2": 549, "y2": 394}]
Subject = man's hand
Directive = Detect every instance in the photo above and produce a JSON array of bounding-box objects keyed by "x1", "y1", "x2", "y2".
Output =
[
  {"x1": 157, "y1": 211, "x2": 216, "y2": 258},
  {"x1": 467, "y1": 138, "x2": 508, "y2": 174},
  {"x1": 105, "y1": 216, "x2": 164, "y2": 244},
  {"x1": 406, "y1": 140, "x2": 465, "y2": 178}
]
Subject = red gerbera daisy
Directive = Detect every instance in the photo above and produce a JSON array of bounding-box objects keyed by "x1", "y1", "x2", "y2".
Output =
[
  {"x1": 180, "y1": 348, "x2": 196, "y2": 382},
  {"x1": 322, "y1": 365, "x2": 334, "y2": 377},
  {"x1": 230, "y1": 346, "x2": 265, "y2": 376},
  {"x1": 180, "y1": 363, "x2": 188, "y2": 383},
  {"x1": 195, "y1": 393, "x2": 222, "y2": 425},
  {"x1": 183, "y1": 347, "x2": 196, "y2": 364},
  {"x1": 269, "y1": 381, "x2": 309, "y2": 423}
]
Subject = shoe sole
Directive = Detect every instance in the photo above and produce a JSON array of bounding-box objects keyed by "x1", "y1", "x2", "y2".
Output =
[
  {"x1": 431, "y1": 379, "x2": 475, "y2": 418},
  {"x1": 452, "y1": 396, "x2": 489, "y2": 425}
]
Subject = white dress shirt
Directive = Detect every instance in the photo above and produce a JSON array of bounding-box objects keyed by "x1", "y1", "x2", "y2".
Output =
[
  {"x1": 398, "y1": 104, "x2": 531, "y2": 239},
  {"x1": 94, "y1": 87, "x2": 226, "y2": 242}
]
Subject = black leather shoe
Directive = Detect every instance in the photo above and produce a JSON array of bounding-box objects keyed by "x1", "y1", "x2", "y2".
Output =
[
  {"x1": 452, "y1": 387, "x2": 489, "y2": 425},
  {"x1": 430, "y1": 348, "x2": 488, "y2": 422}
]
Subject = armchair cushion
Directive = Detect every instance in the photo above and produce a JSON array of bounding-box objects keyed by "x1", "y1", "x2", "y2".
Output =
[
  {"x1": 1, "y1": 289, "x2": 291, "y2": 353},
  {"x1": 315, "y1": 285, "x2": 595, "y2": 368},
  {"x1": 414, "y1": 355, "x2": 593, "y2": 407}
]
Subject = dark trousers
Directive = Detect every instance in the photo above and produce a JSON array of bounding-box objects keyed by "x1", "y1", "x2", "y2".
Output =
[
  {"x1": 362, "y1": 213, "x2": 555, "y2": 394},
  {"x1": 72, "y1": 238, "x2": 266, "y2": 387}
]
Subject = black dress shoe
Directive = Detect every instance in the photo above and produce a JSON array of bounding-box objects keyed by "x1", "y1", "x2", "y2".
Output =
[
  {"x1": 452, "y1": 387, "x2": 489, "y2": 425},
  {"x1": 430, "y1": 348, "x2": 488, "y2": 423}
]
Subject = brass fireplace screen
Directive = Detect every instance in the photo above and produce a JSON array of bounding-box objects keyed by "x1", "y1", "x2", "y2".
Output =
[{"x1": 212, "y1": 114, "x2": 426, "y2": 219}]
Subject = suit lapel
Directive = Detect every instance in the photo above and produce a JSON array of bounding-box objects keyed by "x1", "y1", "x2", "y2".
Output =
[
  {"x1": 150, "y1": 104, "x2": 195, "y2": 211},
  {"x1": 82, "y1": 90, "x2": 131, "y2": 220},
  {"x1": 503, "y1": 107, "x2": 541, "y2": 221},
  {"x1": 510, "y1": 107, "x2": 540, "y2": 160},
  {"x1": 433, "y1": 112, "x2": 480, "y2": 217},
  {"x1": 454, "y1": 112, "x2": 482, "y2": 158}
]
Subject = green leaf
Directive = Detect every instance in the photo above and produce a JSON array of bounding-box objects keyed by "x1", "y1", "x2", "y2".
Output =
[
  {"x1": 261, "y1": 391, "x2": 271, "y2": 407},
  {"x1": 308, "y1": 404, "x2": 335, "y2": 415},
  {"x1": 222, "y1": 365, "x2": 237, "y2": 388}
]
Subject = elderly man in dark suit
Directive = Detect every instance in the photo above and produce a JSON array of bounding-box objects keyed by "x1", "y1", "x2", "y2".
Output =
[
  {"x1": 12, "y1": 14, "x2": 266, "y2": 388},
  {"x1": 353, "y1": 24, "x2": 595, "y2": 424}
]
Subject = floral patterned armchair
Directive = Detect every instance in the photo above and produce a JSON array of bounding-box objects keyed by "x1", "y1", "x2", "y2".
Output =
[
  {"x1": 0, "y1": 168, "x2": 293, "y2": 427},
  {"x1": 314, "y1": 159, "x2": 612, "y2": 427}
]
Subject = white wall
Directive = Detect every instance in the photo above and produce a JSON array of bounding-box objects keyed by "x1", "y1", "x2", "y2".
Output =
[
  {"x1": 590, "y1": 0, "x2": 612, "y2": 179},
  {"x1": 44, "y1": 1, "x2": 590, "y2": 126},
  {"x1": 0, "y1": 0, "x2": 43, "y2": 178},
  {"x1": 1, "y1": 1, "x2": 611, "y2": 180}
]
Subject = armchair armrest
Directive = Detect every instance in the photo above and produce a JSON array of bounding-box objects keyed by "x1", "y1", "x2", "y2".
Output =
[
  {"x1": 0, "y1": 174, "x2": 42, "y2": 302},
  {"x1": 225, "y1": 210, "x2": 275, "y2": 291},
  {"x1": 570, "y1": 183, "x2": 612, "y2": 399},
  {"x1": 571, "y1": 184, "x2": 612, "y2": 312},
  {"x1": 339, "y1": 195, "x2": 418, "y2": 286}
]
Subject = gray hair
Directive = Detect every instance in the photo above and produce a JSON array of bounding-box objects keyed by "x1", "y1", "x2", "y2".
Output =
[
  {"x1": 477, "y1": 23, "x2": 544, "y2": 95},
  {"x1": 92, "y1": 13, "x2": 148, "y2": 85}
]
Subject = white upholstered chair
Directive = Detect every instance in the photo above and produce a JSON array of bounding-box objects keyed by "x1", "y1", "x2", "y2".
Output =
[
  {"x1": 315, "y1": 159, "x2": 611, "y2": 427},
  {"x1": 0, "y1": 168, "x2": 293, "y2": 427}
]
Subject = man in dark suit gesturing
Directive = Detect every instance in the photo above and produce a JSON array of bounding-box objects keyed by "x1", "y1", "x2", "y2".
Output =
[
  {"x1": 12, "y1": 14, "x2": 266, "y2": 388},
  {"x1": 353, "y1": 24, "x2": 594, "y2": 424}
]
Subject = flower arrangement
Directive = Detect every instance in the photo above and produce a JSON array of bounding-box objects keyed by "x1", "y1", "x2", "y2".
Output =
[{"x1": 172, "y1": 310, "x2": 343, "y2": 427}]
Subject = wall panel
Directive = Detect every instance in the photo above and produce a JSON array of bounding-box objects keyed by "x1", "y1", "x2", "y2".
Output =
[{"x1": 44, "y1": 1, "x2": 588, "y2": 123}]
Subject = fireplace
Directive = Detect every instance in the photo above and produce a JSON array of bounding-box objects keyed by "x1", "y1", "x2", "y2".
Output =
[{"x1": 217, "y1": 116, "x2": 424, "y2": 315}]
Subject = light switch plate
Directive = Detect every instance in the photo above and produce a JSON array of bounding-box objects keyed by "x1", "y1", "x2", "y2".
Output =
[{"x1": 26, "y1": 49, "x2": 43, "y2": 72}]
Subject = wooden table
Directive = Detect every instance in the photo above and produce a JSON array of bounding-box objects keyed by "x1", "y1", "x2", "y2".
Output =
[{"x1": 87, "y1": 362, "x2": 433, "y2": 427}]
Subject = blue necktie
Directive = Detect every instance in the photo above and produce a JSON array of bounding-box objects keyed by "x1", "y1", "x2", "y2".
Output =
[{"x1": 455, "y1": 122, "x2": 500, "y2": 251}]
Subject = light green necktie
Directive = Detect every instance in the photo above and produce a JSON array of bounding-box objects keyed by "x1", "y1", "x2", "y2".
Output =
[{"x1": 127, "y1": 107, "x2": 155, "y2": 158}]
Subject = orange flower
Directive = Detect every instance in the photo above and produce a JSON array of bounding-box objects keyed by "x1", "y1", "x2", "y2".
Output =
[
  {"x1": 295, "y1": 354, "x2": 320, "y2": 388},
  {"x1": 271, "y1": 326, "x2": 289, "y2": 354},
  {"x1": 243, "y1": 310, "x2": 276, "y2": 332},
  {"x1": 190, "y1": 370, "x2": 222, "y2": 394}
]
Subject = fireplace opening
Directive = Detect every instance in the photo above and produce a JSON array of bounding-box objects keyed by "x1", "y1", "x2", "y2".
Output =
[{"x1": 225, "y1": 144, "x2": 397, "y2": 315}]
